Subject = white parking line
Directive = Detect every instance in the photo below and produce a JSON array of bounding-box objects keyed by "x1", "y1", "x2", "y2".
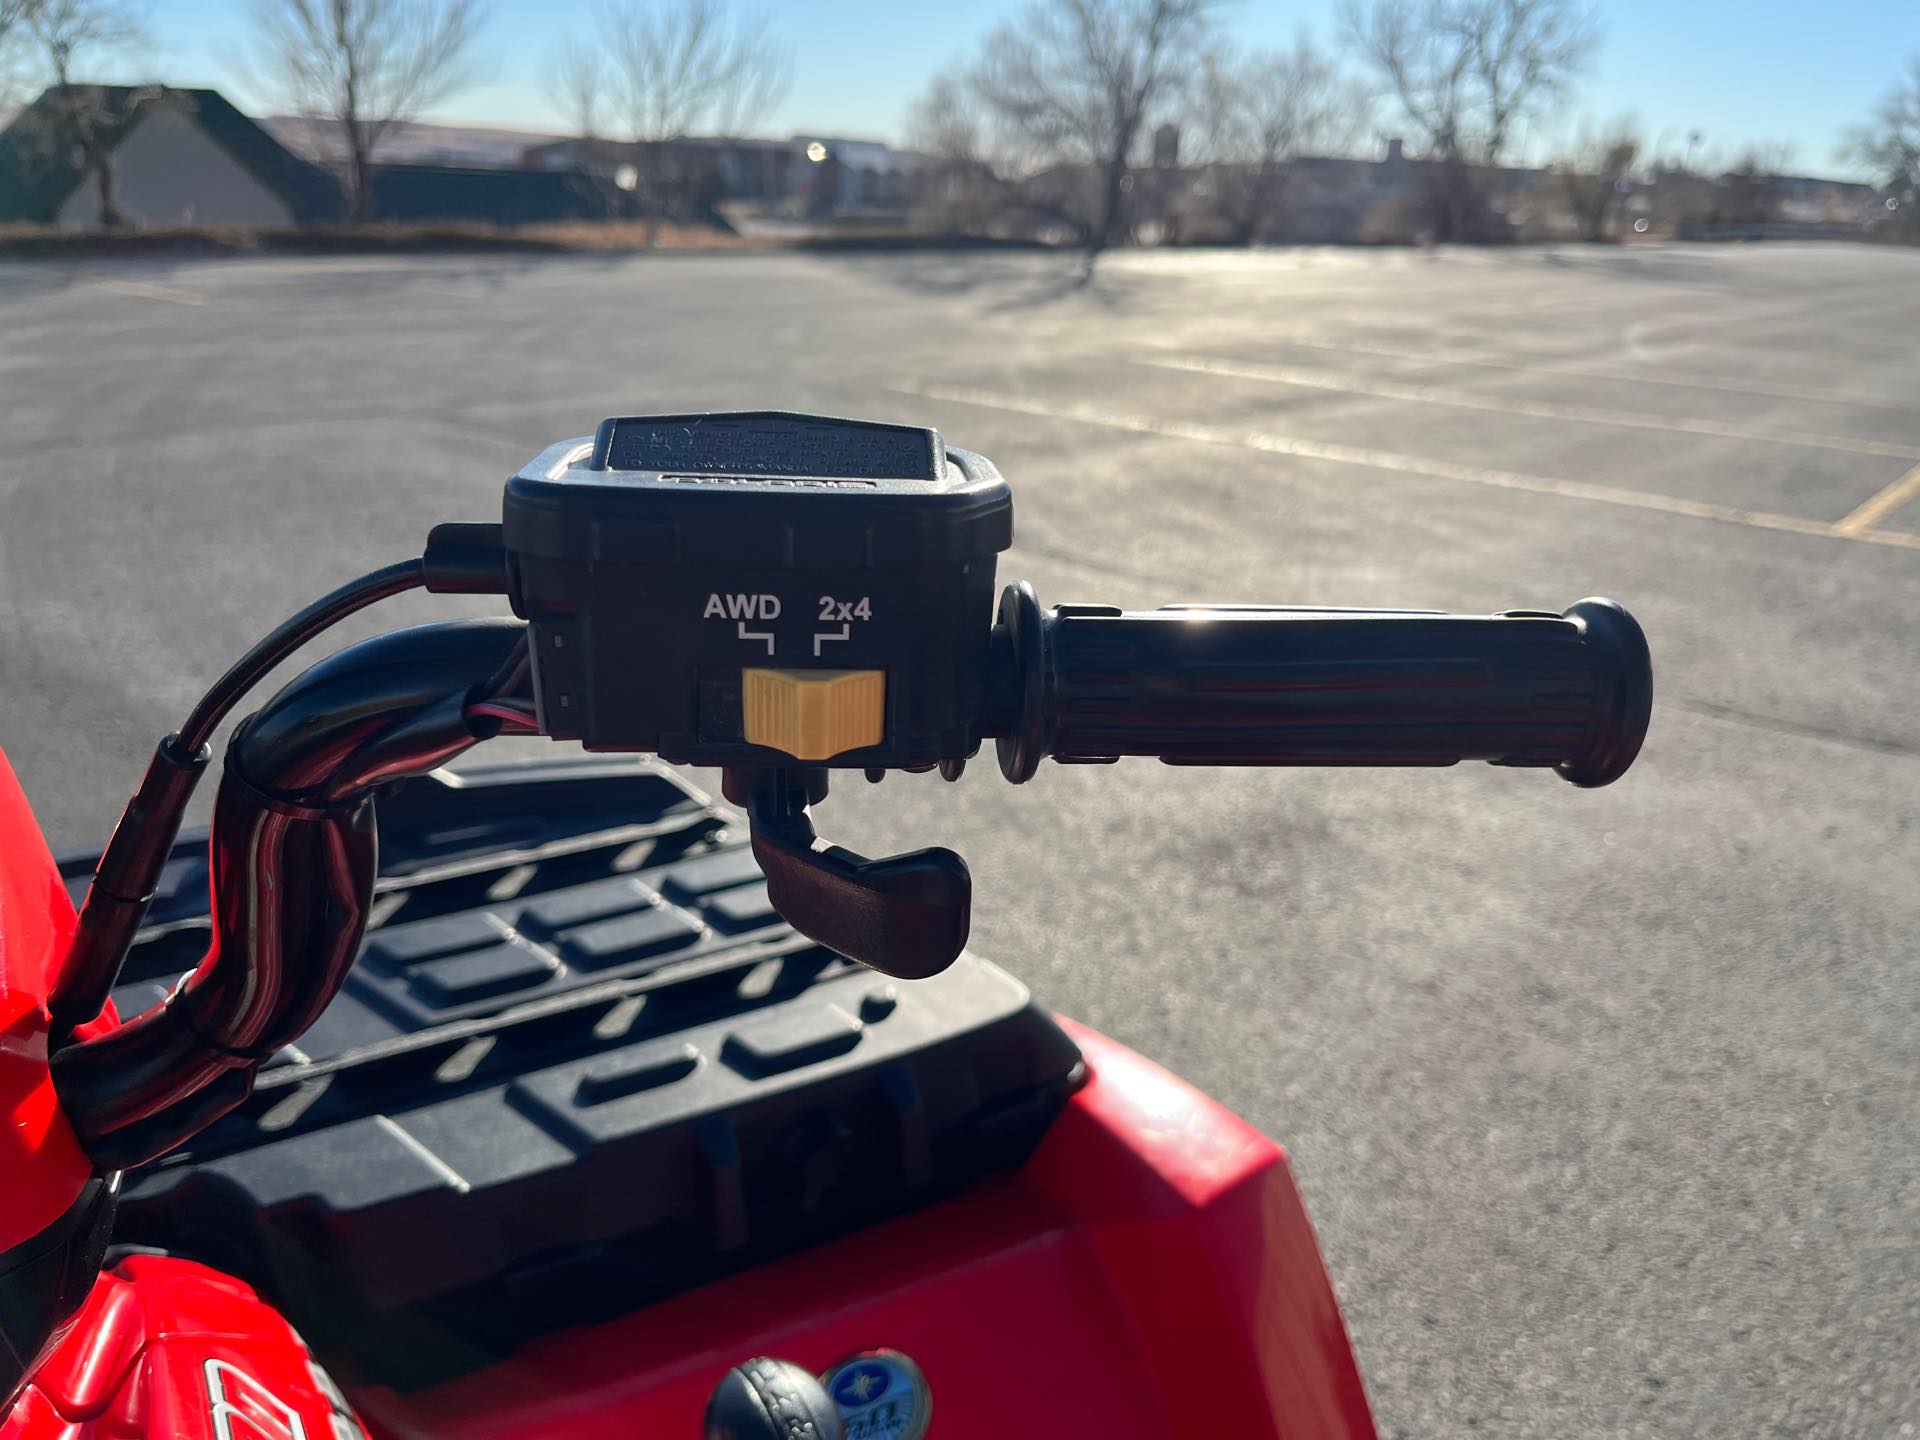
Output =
[
  {"x1": 891, "y1": 381, "x2": 1920, "y2": 553},
  {"x1": 93, "y1": 279, "x2": 208, "y2": 307},
  {"x1": 1147, "y1": 331, "x2": 1907, "y2": 413},
  {"x1": 1138, "y1": 354, "x2": 1920, "y2": 462}
]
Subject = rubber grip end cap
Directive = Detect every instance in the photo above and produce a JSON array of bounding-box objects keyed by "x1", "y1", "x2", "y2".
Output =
[{"x1": 1558, "y1": 597, "x2": 1653, "y2": 788}]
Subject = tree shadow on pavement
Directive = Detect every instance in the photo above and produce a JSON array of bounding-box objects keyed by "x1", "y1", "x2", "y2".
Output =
[
  {"x1": 818, "y1": 248, "x2": 1149, "y2": 315},
  {"x1": 1532, "y1": 246, "x2": 1729, "y2": 285}
]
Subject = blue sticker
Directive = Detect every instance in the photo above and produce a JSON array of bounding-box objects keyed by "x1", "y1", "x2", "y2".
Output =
[
  {"x1": 821, "y1": 1350, "x2": 930, "y2": 1440},
  {"x1": 830, "y1": 1362, "x2": 894, "y2": 1409}
]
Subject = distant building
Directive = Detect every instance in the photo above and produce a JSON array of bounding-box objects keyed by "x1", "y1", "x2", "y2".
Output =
[
  {"x1": 791, "y1": 137, "x2": 922, "y2": 214},
  {"x1": 1764, "y1": 174, "x2": 1884, "y2": 226},
  {"x1": 961, "y1": 134, "x2": 1891, "y2": 247},
  {"x1": 0, "y1": 85, "x2": 342, "y2": 227},
  {"x1": 1625, "y1": 166, "x2": 1887, "y2": 237},
  {"x1": 363, "y1": 164, "x2": 625, "y2": 224},
  {"x1": 1151, "y1": 124, "x2": 1180, "y2": 169},
  {"x1": 0, "y1": 85, "x2": 627, "y2": 230},
  {"x1": 524, "y1": 135, "x2": 799, "y2": 213},
  {"x1": 267, "y1": 116, "x2": 558, "y2": 171},
  {"x1": 523, "y1": 133, "x2": 919, "y2": 218}
]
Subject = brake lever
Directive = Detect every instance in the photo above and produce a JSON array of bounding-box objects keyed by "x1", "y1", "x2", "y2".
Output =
[{"x1": 722, "y1": 766, "x2": 971, "y2": 980}]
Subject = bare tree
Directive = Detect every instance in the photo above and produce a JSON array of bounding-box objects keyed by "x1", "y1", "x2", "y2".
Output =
[
  {"x1": 565, "y1": 0, "x2": 785, "y2": 236},
  {"x1": 28, "y1": 0, "x2": 144, "y2": 228},
  {"x1": 1189, "y1": 35, "x2": 1370, "y2": 242},
  {"x1": 551, "y1": 33, "x2": 607, "y2": 139},
  {"x1": 1340, "y1": 0, "x2": 1599, "y2": 239},
  {"x1": 907, "y1": 69, "x2": 1103, "y2": 243},
  {"x1": 251, "y1": 0, "x2": 490, "y2": 220},
  {"x1": 1844, "y1": 54, "x2": 1919, "y2": 232},
  {"x1": 595, "y1": 0, "x2": 787, "y2": 142},
  {"x1": 1552, "y1": 118, "x2": 1637, "y2": 240},
  {"x1": 968, "y1": 0, "x2": 1219, "y2": 254},
  {"x1": 906, "y1": 73, "x2": 1012, "y2": 237}
]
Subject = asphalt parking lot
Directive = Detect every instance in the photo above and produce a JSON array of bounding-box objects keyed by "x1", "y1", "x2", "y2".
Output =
[{"x1": 1, "y1": 241, "x2": 1916, "y2": 1437}]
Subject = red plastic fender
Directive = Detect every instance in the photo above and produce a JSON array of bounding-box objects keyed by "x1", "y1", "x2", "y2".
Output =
[
  {"x1": 1030, "y1": 1017, "x2": 1377, "y2": 1435},
  {"x1": 0, "y1": 749, "x2": 93, "y2": 1256},
  {"x1": 2, "y1": 1255, "x2": 366, "y2": 1440},
  {"x1": 353, "y1": 1021, "x2": 1377, "y2": 1440}
]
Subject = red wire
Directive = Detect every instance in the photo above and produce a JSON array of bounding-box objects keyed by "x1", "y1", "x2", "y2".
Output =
[{"x1": 465, "y1": 700, "x2": 540, "y2": 733}]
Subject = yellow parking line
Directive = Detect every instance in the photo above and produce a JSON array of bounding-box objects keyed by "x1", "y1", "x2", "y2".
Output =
[
  {"x1": 1139, "y1": 355, "x2": 1920, "y2": 462},
  {"x1": 892, "y1": 381, "x2": 1920, "y2": 553},
  {"x1": 1834, "y1": 462, "x2": 1920, "y2": 536}
]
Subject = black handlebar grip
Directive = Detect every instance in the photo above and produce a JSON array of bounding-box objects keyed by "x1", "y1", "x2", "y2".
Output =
[{"x1": 992, "y1": 584, "x2": 1651, "y2": 787}]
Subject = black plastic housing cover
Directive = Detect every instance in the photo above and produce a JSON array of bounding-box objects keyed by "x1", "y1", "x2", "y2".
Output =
[{"x1": 504, "y1": 413, "x2": 1015, "y2": 765}]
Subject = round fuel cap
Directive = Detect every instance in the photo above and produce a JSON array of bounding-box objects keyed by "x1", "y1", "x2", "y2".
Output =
[{"x1": 820, "y1": 1349, "x2": 930, "y2": 1440}]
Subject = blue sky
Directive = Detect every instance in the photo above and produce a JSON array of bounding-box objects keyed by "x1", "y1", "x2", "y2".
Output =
[{"x1": 146, "y1": 0, "x2": 1914, "y2": 175}]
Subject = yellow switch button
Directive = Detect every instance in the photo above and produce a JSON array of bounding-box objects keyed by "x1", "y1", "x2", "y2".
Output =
[{"x1": 741, "y1": 668, "x2": 886, "y2": 761}]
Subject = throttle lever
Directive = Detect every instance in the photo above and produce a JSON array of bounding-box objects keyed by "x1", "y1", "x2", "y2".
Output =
[{"x1": 722, "y1": 766, "x2": 972, "y2": 980}]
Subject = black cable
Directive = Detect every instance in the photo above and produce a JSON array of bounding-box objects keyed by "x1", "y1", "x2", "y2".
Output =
[
  {"x1": 53, "y1": 557, "x2": 429, "y2": 1032},
  {"x1": 178, "y1": 558, "x2": 426, "y2": 752}
]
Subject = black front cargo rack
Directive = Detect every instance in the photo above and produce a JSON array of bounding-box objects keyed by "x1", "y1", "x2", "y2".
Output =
[{"x1": 68, "y1": 759, "x2": 1081, "y2": 1390}]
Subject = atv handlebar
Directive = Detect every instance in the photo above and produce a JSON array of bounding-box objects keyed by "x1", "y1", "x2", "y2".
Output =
[
  {"x1": 49, "y1": 410, "x2": 1657, "y2": 1171},
  {"x1": 993, "y1": 587, "x2": 1651, "y2": 788},
  {"x1": 53, "y1": 583, "x2": 1652, "y2": 1162}
]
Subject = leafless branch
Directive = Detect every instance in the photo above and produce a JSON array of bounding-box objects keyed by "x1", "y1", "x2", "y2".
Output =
[
  {"x1": 963, "y1": 0, "x2": 1219, "y2": 252},
  {"x1": 551, "y1": 33, "x2": 607, "y2": 138},
  {"x1": 24, "y1": 0, "x2": 145, "y2": 225},
  {"x1": 1, "y1": 0, "x2": 42, "y2": 48},
  {"x1": 908, "y1": 71, "x2": 1100, "y2": 243},
  {"x1": 251, "y1": 0, "x2": 490, "y2": 218},
  {"x1": 1189, "y1": 34, "x2": 1370, "y2": 240},
  {"x1": 30, "y1": 0, "x2": 140, "y2": 79},
  {"x1": 595, "y1": 0, "x2": 788, "y2": 141},
  {"x1": 0, "y1": 0, "x2": 38, "y2": 104},
  {"x1": 1194, "y1": 38, "x2": 1368, "y2": 165},
  {"x1": 1340, "y1": 0, "x2": 1597, "y2": 238},
  {"x1": 1843, "y1": 53, "x2": 1920, "y2": 220},
  {"x1": 1342, "y1": 0, "x2": 1594, "y2": 165},
  {"x1": 1551, "y1": 116, "x2": 1637, "y2": 239}
]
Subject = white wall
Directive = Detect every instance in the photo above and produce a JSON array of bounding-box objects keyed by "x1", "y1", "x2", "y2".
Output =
[{"x1": 59, "y1": 104, "x2": 295, "y2": 230}]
